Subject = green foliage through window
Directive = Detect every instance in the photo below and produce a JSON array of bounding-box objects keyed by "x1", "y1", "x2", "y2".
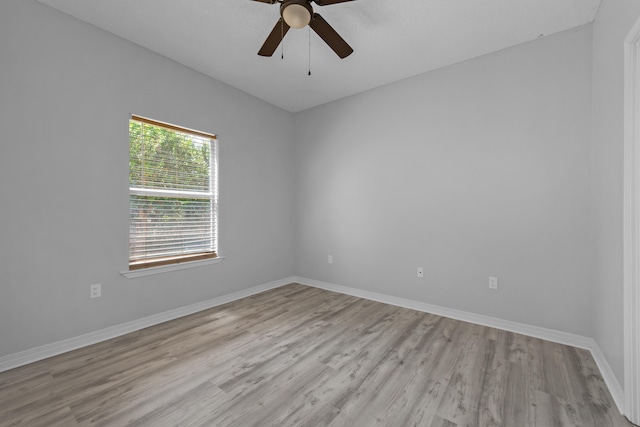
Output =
[{"x1": 129, "y1": 121, "x2": 211, "y2": 192}]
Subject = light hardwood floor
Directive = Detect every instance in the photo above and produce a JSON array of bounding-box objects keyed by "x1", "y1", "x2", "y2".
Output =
[{"x1": 0, "y1": 283, "x2": 634, "y2": 427}]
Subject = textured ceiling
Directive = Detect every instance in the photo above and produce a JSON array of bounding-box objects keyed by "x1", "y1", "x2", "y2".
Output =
[{"x1": 37, "y1": 0, "x2": 601, "y2": 112}]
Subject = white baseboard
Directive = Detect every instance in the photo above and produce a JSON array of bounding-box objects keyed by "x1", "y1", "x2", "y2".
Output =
[
  {"x1": 589, "y1": 340, "x2": 626, "y2": 416},
  {"x1": 292, "y1": 276, "x2": 626, "y2": 415},
  {"x1": 0, "y1": 277, "x2": 294, "y2": 374}
]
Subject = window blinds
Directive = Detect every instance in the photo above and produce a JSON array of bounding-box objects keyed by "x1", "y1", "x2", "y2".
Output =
[{"x1": 129, "y1": 116, "x2": 218, "y2": 269}]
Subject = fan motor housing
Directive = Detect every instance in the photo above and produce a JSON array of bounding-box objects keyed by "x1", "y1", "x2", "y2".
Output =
[{"x1": 281, "y1": 0, "x2": 313, "y2": 29}]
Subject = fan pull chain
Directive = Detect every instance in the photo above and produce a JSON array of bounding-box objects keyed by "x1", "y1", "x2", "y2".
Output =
[
  {"x1": 281, "y1": 19, "x2": 284, "y2": 59},
  {"x1": 308, "y1": 26, "x2": 311, "y2": 76}
]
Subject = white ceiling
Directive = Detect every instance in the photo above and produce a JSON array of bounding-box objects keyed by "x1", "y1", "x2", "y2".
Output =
[{"x1": 37, "y1": 0, "x2": 601, "y2": 113}]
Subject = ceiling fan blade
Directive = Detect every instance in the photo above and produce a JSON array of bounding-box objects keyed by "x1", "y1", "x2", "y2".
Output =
[
  {"x1": 313, "y1": 0, "x2": 356, "y2": 5},
  {"x1": 258, "y1": 18, "x2": 291, "y2": 57},
  {"x1": 251, "y1": 0, "x2": 278, "y2": 3},
  {"x1": 309, "y1": 13, "x2": 353, "y2": 59}
]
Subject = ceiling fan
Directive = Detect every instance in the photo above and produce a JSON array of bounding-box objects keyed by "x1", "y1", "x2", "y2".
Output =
[{"x1": 252, "y1": 0, "x2": 355, "y2": 59}]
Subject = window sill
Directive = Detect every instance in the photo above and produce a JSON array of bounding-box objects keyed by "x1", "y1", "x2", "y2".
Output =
[{"x1": 120, "y1": 256, "x2": 225, "y2": 279}]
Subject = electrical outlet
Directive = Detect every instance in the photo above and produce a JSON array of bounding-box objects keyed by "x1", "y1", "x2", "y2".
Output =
[
  {"x1": 90, "y1": 283, "x2": 101, "y2": 298},
  {"x1": 328, "y1": 255, "x2": 333, "y2": 264},
  {"x1": 489, "y1": 277, "x2": 498, "y2": 290},
  {"x1": 417, "y1": 267, "x2": 424, "y2": 278}
]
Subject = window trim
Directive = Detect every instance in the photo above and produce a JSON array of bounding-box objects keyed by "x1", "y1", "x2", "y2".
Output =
[
  {"x1": 129, "y1": 252, "x2": 219, "y2": 271},
  {"x1": 121, "y1": 256, "x2": 225, "y2": 279},
  {"x1": 128, "y1": 115, "x2": 219, "y2": 272},
  {"x1": 131, "y1": 115, "x2": 216, "y2": 140}
]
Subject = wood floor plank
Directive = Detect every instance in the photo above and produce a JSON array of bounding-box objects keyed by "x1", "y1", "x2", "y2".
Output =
[
  {"x1": 222, "y1": 361, "x2": 332, "y2": 427},
  {"x1": 113, "y1": 378, "x2": 228, "y2": 427},
  {"x1": 0, "y1": 370, "x2": 55, "y2": 416},
  {"x1": 243, "y1": 369, "x2": 342, "y2": 427},
  {"x1": 430, "y1": 415, "x2": 459, "y2": 427},
  {"x1": 477, "y1": 354, "x2": 511, "y2": 427},
  {"x1": 560, "y1": 346, "x2": 632, "y2": 427},
  {"x1": 530, "y1": 389, "x2": 582, "y2": 427},
  {"x1": 308, "y1": 313, "x2": 432, "y2": 415},
  {"x1": 413, "y1": 316, "x2": 472, "y2": 380},
  {"x1": 79, "y1": 358, "x2": 233, "y2": 426},
  {"x1": 10, "y1": 405, "x2": 79, "y2": 427},
  {"x1": 346, "y1": 351, "x2": 450, "y2": 427},
  {"x1": 500, "y1": 359, "x2": 530, "y2": 426},
  {"x1": 0, "y1": 283, "x2": 632, "y2": 427},
  {"x1": 435, "y1": 334, "x2": 494, "y2": 426}
]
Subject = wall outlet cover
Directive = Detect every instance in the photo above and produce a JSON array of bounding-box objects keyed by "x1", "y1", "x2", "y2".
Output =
[{"x1": 90, "y1": 283, "x2": 101, "y2": 298}]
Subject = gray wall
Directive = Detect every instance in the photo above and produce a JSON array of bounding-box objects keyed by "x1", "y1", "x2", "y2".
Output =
[
  {"x1": 294, "y1": 26, "x2": 594, "y2": 337},
  {"x1": 0, "y1": 0, "x2": 296, "y2": 358},
  {"x1": 591, "y1": 0, "x2": 640, "y2": 385}
]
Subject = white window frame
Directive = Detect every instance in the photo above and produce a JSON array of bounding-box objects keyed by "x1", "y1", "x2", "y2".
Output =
[{"x1": 124, "y1": 115, "x2": 220, "y2": 276}]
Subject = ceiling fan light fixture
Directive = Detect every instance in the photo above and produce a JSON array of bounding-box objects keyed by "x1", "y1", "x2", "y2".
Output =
[
  {"x1": 256, "y1": 0, "x2": 354, "y2": 59},
  {"x1": 282, "y1": 2, "x2": 312, "y2": 29}
]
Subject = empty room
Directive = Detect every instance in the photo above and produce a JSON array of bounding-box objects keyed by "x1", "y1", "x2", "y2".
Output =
[{"x1": 1, "y1": 0, "x2": 640, "y2": 426}]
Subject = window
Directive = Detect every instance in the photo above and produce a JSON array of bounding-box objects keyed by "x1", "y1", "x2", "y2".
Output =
[{"x1": 128, "y1": 115, "x2": 218, "y2": 270}]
